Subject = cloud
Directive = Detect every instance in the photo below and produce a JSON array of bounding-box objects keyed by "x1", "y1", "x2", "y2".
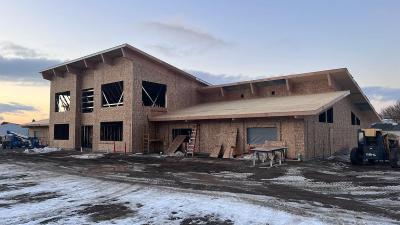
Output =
[
  {"x1": 362, "y1": 86, "x2": 400, "y2": 113},
  {"x1": 188, "y1": 70, "x2": 260, "y2": 85},
  {"x1": 0, "y1": 41, "x2": 46, "y2": 59},
  {"x1": 363, "y1": 86, "x2": 400, "y2": 101},
  {"x1": 0, "y1": 55, "x2": 60, "y2": 83},
  {"x1": 0, "y1": 115, "x2": 4, "y2": 122},
  {"x1": 0, "y1": 102, "x2": 37, "y2": 114},
  {"x1": 142, "y1": 21, "x2": 231, "y2": 56},
  {"x1": 0, "y1": 42, "x2": 61, "y2": 84}
]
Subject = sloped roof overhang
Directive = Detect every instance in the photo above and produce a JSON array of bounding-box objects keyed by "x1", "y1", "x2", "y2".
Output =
[
  {"x1": 197, "y1": 68, "x2": 380, "y2": 121},
  {"x1": 149, "y1": 91, "x2": 350, "y2": 122}
]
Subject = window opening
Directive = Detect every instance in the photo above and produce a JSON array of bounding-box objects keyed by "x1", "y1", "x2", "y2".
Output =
[
  {"x1": 101, "y1": 81, "x2": 123, "y2": 107},
  {"x1": 100, "y1": 121, "x2": 123, "y2": 141},
  {"x1": 247, "y1": 127, "x2": 278, "y2": 145},
  {"x1": 142, "y1": 81, "x2": 166, "y2": 107},
  {"x1": 55, "y1": 91, "x2": 70, "y2": 112},
  {"x1": 351, "y1": 112, "x2": 361, "y2": 125},
  {"x1": 327, "y1": 108, "x2": 333, "y2": 123},
  {"x1": 172, "y1": 128, "x2": 192, "y2": 142},
  {"x1": 82, "y1": 88, "x2": 94, "y2": 113},
  {"x1": 54, "y1": 124, "x2": 69, "y2": 140}
]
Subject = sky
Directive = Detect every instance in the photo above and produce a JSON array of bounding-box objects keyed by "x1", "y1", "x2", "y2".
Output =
[{"x1": 0, "y1": 0, "x2": 399, "y2": 124}]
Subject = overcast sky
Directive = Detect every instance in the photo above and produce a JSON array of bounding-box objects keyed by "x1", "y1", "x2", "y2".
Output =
[{"x1": 0, "y1": 0, "x2": 399, "y2": 123}]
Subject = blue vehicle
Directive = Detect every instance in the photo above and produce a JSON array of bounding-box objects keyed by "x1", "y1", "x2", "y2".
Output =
[{"x1": 1, "y1": 131, "x2": 40, "y2": 149}]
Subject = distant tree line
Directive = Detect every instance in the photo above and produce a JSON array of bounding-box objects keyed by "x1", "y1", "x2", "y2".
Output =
[{"x1": 381, "y1": 101, "x2": 400, "y2": 122}]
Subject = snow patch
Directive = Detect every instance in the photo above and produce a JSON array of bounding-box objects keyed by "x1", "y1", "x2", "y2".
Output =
[
  {"x1": 24, "y1": 147, "x2": 61, "y2": 154},
  {"x1": 70, "y1": 154, "x2": 104, "y2": 159}
]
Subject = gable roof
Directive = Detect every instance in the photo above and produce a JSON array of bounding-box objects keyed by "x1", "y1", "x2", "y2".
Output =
[
  {"x1": 40, "y1": 44, "x2": 210, "y2": 86},
  {"x1": 149, "y1": 91, "x2": 350, "y2": 121}
]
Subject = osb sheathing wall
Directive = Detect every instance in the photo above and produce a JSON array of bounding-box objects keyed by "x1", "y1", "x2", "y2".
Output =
[
  {"x1": 154, "y1": 117, "x2": 305, "y2": 159},
  {"x1": 49, "y1": 58, "x2": 134, "y2": 152},
  {"x1": 201, "y1": 76, "x2": 334, "y2": 103},
  {"x1": 92, "y1": 58, "x2": 134, "y2": 153},
  {"x1": 304, "y1": 96, "x2": 379, "y2": 160},
  {"x1": 49, "y1": 72, "x2": 80, "y2": 149},
  {"x1": 130, "y1": 52, "x2": 206, "y2": 152}
]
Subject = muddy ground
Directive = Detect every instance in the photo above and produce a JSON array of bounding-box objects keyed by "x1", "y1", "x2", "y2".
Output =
[{"x1": 1, "y1": 150, "x2": 400, "y2": 224}]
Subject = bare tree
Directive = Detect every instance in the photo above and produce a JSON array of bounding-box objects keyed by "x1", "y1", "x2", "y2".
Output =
[{"x1": 381, "y1": 101, "x2": 400, "y2": 122}]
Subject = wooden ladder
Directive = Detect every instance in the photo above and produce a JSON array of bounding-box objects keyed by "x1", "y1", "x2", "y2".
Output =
[
  {"x1": 186, "y1": 125, "x2": 198, "y2": 157},
  {"x1": 142, "y1": 126, "x2": 150, "y2": 154}
]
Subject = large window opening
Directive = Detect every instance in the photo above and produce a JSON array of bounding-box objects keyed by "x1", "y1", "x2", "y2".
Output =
[
  {"x1": 100, "y1": 121, "x2": 123, "y2": 141},
  {"x1": 55, "y1": 91, "x2": 70, "y2": 112},
  {"x1": 82, "y1": 88, "x2": 94, "y2": 113},
  {"x1": 319, "y1": 107, "x2": 333, "y2": 123},
  {"x1": 101, "y1": 81, "x2": 123, "y2": 107},
  {"x1": 351, "y1": 112, "x2": 361, "y2": 125},
  {"x1": 247, "y1": 127, "x2": 278, "y2": 145},
  {"x1": 142, "y1": 81, "x2": 166, "y2": 107},
  {"x1": 54, "y1": 124, "x2": 69, "y2": 140}
]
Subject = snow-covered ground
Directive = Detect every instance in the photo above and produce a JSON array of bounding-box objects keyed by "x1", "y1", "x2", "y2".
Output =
[{"x1": 0, "y1": 163, "x2": 397, "y2": 225}]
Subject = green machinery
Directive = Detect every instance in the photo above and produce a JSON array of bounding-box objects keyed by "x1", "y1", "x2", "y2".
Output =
[{"x1": 350, "y1": 128, "x2": 399, "y2": 167}]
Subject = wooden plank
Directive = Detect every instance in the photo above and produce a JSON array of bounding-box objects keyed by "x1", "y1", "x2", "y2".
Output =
[
  {"x1": 209, "y1": 144, "x2": 222, "y2": 158},
  {"x1": 222, "y1": 147, "x2": 233, "y2": 158},
  {"x1": 165, "y1": 135, "x2": 186, "y2": 154},
  {"x1": 250, "y1": 83, "x2": 255, "y2": 95},
  {"x1": 285, "y1": 78, "x2": 291, "y2": 95},
  {"x1": 222, "y1": 128, "x2": 238, "y2": 158},
  {"x1": 327, "y1": 73, "x2": 332, "y2": 87}
]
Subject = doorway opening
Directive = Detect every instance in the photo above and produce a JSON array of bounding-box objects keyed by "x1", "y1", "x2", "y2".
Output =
[{"x1": 81, "y1": 125, "x2": 93, "y2": 150}]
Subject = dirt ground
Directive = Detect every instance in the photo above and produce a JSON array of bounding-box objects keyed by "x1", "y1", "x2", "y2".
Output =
[{"x1": 1, "y1": 150, "x2": 400, "y2": 224}]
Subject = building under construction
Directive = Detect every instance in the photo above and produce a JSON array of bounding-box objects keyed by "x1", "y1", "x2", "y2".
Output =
[{"x1": 40, "y1": 44, "x2": 380, "y2": 160}]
